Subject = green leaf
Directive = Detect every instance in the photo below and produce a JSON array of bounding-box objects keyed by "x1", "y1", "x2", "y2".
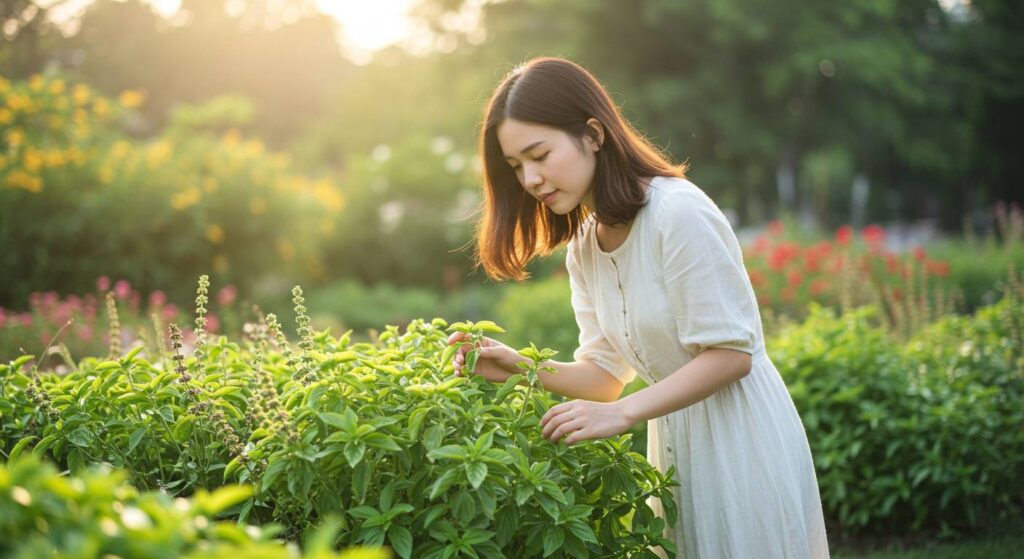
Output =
[
  {"x1": 127, "y1": 427, "x2": 147, "y2": 453},
  {"x1": 388, "y1": 525, "x2": 413, "y2": 559},
  {"x1": 364, "y1": 433, "x2": 401, "y2": 452},
  {"x1": 9, "y1": 436, "x2": 37, "y2": 461},
  {"x1": 348, "y1": 505, "x2": 379, "y2": 520},
  {"x1": 428, "y1": 445, "x2": 468, "y2": 462},
  {"x1": 344, "y1": 440, "x2": 366, "y2": 468},
  {"x1": 472, "y1": 320, "x2": 506, "y2": 333},
  {"x1": 198, "y1": 485, "x2": 253, "y2": 514},
  {"x1": 429, "y1": 468, "x2": 460, "y2": 500},
  {"x1": 465, "y1": 461, "x2": 487, "y2": 489},
  {"x1": 542, "y1": 528, "x2": 565, "y2": 557}
]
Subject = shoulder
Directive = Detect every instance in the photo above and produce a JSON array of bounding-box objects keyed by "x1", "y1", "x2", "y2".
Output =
[{"x1": 648, "y1": 176, "x2": 722, "y2": 224}]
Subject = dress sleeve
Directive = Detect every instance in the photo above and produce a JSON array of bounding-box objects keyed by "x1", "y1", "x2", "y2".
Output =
[
  {"x1": 565, "y1": 240, "x2": 636, "y2": 384},
  {"x1": 657, "y1": 188, "x2": 758, "y2": 356}
]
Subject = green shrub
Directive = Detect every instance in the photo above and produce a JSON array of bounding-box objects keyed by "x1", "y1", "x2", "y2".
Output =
[
  {"x1": 770, "y1": 294, "x2": 1024, "y2": 536},
  {"x1": 0, "y1": 455, "x2": 385, "y2": 559},
  {"x1": 0, "y1": 293, "x2": 678, "y2": 558}
]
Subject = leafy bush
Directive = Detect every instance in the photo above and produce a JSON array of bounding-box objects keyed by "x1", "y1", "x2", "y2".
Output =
[
  {"x1": 0, "y1": 74, "x2": 339, "y2": 308},
  {"x1": 0, "y1": 455, "x2": 385, "y2": 559},
  {"x1": 0, "y1": 281, "x2": 678, "y2": 558},
  {"x1": 770, "y1": 285, "x2": 1024, "y2": 536}
]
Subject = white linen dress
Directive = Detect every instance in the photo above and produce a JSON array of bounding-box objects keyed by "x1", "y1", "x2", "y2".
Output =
[{"x1": 565, "y1": 176, "x2": 830, "y2": 558}]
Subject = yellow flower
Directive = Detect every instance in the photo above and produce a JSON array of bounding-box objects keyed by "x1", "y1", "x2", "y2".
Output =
[
  {"x1": 48, "y1": 80, "x2": 65, "y2": 95},
  {"x1": 0, "y1": 109, "x2": 11, "y2": 125},
  {"x1": 5, "y1": 129, "x2": 24, "y2": 147},
  {"x1": 312, "y1": 178, "x2": 345, "y2": 212},
  {"x1": 4, "y1": 170, "x2": 42, "y2": 192},
  {"x1": 72, "y1": 84, "x2": 91, "y2": 106},
  {"x1": 249, "y1": 197, "x2": 267, "y2": 215},
  {"x1": 99, "y1": 166, "x2": 115, "y2": 184},
  {"x1": 277, "y1": 239, "x2": 295, "y2": 262},
  {"x1": 171, "y1": 186, "x2": 202, "y2": 211},
  {"x1": 118, "y1": 90, "x2": 145, "y2": 108},
  {"x1": 221, "y1": 128, "x2": 241, "y2": 147},
  {"x1": 67, "y1": 146, "x2": 86, "y2": 165},
  {"x1": 93, "y1": 97, "x2": 110, "y2": 118},
  {"x1": 5, "y1": 93, "x2": 29, "y2": 112},
  {"x1": 23, "y1": 148, "x2": 44, "y2": 172},
  {"x1": 110, "y1": 140, "x2": 131, "y2": 160},
  {"x1": 45, "y1": 150, "x2": 66, "y2": 168},
  {"x1": 205, "y1": 224, "x2": 225, "y2": 244},
  {"x1": 147, "y1": 141, "x2": 172, "y2": 168},
  {"x1": 242, "y1": 139, "x2": 264, "y2": 158},
  {"x1": 29, "y1": 75, "x2": 44, "y2": 91},
  {"x1": 72, "y1": 108, "x2": 88, "y2": 125},
  {"x1": 202, "y1": 177, "x2": 217, "y2": 193},
  {"x1": 0, "y1": 77, "x2": 9, "y2": 92}
]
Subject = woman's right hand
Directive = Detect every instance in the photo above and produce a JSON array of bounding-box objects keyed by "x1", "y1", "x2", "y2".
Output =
[{"x1": 446, "y1": 332, "x2": 526, "y2": 383}]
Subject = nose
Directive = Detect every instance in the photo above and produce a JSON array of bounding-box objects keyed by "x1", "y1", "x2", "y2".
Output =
[{"x1": 522, "y1": 165, "x2": 543, "y2": 189}]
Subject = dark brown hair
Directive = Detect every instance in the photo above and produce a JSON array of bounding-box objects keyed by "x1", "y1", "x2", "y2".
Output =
[{"x1": 474, "y1": 57, "x2": 686, "y2": 281}]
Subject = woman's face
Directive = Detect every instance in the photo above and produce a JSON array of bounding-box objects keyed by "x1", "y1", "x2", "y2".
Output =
[{"x1": 496, "y1": 118, "x2": 600, "y2": 215}]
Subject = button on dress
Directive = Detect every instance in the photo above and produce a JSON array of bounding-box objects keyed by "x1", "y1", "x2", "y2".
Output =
[{"x1": 565, "y1": 176, "x2": 830, "y2": 558}]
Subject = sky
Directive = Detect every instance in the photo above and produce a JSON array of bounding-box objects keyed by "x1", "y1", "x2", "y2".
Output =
[{"x1": 40, "y1": 0, "x2": 423, "y2": 64}]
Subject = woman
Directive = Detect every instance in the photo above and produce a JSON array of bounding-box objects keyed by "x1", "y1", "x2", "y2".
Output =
[{"x1": 448, "y1": 57, "x2": 830, "y2": 558}]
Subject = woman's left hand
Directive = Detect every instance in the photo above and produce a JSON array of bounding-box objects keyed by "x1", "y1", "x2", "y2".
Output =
[{"x1": 539, "y1": 399, "x2": 635, "y2": 446}]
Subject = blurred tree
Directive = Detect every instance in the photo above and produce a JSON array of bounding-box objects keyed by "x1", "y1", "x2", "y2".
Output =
[
  {"x1": 63, "y1": 0, "x2": 352, "y2": 145},
  {"x1": 0, "y1": 0, "x2": 64, "y2": 78}
]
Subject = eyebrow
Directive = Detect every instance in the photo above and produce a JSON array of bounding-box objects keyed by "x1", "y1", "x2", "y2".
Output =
[{"x1": 504, "y1": 141, "x2": 546, "y2": 160}]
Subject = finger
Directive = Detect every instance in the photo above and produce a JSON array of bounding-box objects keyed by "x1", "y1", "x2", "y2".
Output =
[
  {"x1": 541, "y1": 409, "x2": 578, "y2": 438},
  {"x1": 540, "y1": 402, "x2": 574, "y2": 427},
  {"x1": 563, "y1": 428, "x2": 592, "y2": 446},
  {"x1": 447, "y1": 332, "x2": 466, "y2": 345},
  {"x1": 546, "y1": 417, "x2": 585, "y2": 442}
]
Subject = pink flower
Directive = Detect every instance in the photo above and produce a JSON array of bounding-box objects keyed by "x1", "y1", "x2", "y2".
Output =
[
  {"x1": 97, "y1": 276, "x2": 111, "y2": 292},
  {"x1": 114, "y1": 279, "x2": 131, "y2": 300},
  {"x1": 163, "y1": 304, "x2": 179, "y2": 321},
  {"x1": 204, "y1": 313, "x2": 221, "y2": 334},
  {"x1": 20, "y1": 314, "x2": 33, "y2": 327},
  {"x1": 77, "y1": 325, "x2": 93, "y2": 341},
  {"x1": 217, "y1": 285, "x2": 237, "y2": 307},
  {"x1": 149, "y1": 290, "x2": 167, "y2": 307}
]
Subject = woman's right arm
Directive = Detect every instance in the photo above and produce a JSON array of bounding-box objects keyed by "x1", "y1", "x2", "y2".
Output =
[{"x1": 533, "y1": 358, "x2": 626, "y2": 403}]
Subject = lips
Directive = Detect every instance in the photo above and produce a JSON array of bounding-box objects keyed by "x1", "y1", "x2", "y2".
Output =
[{"x1": 540, "y1": 191, "x2": 557, "y2": 203}]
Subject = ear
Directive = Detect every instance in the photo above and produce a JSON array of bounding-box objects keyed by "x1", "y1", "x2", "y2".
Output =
[{"x1": 584, "y1": 118, "x2": 605, "y2": 152}]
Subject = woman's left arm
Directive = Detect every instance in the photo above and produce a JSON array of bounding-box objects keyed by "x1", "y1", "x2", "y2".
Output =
[{"x1": 540, "y1": 347, "x2": 751, "y2": 445}]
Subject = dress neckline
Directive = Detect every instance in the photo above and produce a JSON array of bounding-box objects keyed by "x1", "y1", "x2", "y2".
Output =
[{"x1": 594, "y1": 176, "x2": 660, "y2": 258}]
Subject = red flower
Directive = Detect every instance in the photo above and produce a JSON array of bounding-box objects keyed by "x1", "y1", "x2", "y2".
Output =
[
  {"x1": 810, "y1": 279, "x2": 829, "y2": 296},
  {"x1": 925, "y1": 260, "x2": 950, "y2": 277},
  {"x1": 862, "y1": 224, "x2": 886, "y2": 248},
  {"x1": 748, "y1": 269, "x2": 766, "y2": 289},
  {"x1": 836, "y1": 225, "x2": 853, "y2": 246},
  {"x1": 912, "y1": 246, "x2": 927, "y2": 262},
  {"x1": 96, "y1": 276, "x2": 111, "y2": 292},
  {"x1": 788, "y1": 270, "x2": 804, "y2": 288}
]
